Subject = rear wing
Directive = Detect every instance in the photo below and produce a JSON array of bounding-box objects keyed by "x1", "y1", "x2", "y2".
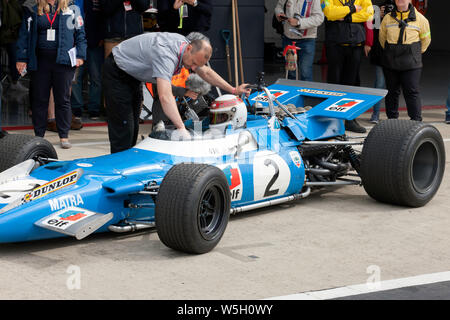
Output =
[{"x1": 250, "y1": 79, "x2": 387, "y2": 120}]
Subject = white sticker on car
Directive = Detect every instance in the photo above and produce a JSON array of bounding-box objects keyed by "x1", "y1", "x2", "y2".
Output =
[
  {"x1": 325, "y1": 98, "x2": 364, "y2": 112},
  {"x1": 253, "y1": 151, "x2": 290, "y2": 201},
  {"x1": 41, "y1": 207, "x2": 96, "y2": 231}
]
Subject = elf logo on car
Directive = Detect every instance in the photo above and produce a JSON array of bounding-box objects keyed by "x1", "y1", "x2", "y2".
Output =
[
  {"x1": 325, "y1": 99, "x2": 364, "y2": 112},
  {"x1": 221, "y1": 164, "x2": 243, "y2": 201},
  {"x1": 252, "y1": 90, "x2": 288, "y2": 103},
  {"x1": 43, "y1": 207, "x2": 95, "y2": 230},
  {"x1": 22, "y1": 170, "x2": 80, "y2": 204}
]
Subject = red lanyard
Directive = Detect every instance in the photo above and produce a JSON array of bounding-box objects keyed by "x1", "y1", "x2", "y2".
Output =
[
  {"x1": 46, "y1": 12, "x2": 57, "y2": 29},
  {"x1": 174, "y1": 42, "x2": 188, "y2": 76}
]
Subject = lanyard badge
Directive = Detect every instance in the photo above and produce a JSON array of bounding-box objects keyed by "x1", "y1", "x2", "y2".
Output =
[{"x1": 46, "y1": 13, "x2": 57, "y2": 41}]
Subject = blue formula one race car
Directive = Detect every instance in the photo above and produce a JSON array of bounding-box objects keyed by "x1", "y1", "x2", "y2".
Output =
[{"x1": 0, "y1": 77, "x2": 446, "y2": 254}]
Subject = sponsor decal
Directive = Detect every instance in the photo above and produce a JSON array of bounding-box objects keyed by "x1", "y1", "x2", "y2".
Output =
[
  {"x1": 298, "y1": 88, "x2": 346, "y2": 97},
  {"x1": 289, "y1": 151, "x2": 302, "y2": 168},
  {"x1": 20, "y1": 170, "x2": 80, "y2": 205},
  {"x1": 48, "y1": 193, "x2": 84, "y2": 211},
  {"x1": 325, "y1": 99, "x2": 364, "y2": 112},
  {"x1": 253, "y1": 151, "x2": 291, "y2": 201},
  {"x1": 221, "y1": 164, "x2": 243, "y2": 201},
  {"x1": 41, "y1": 207, "x2": 95, "y2": 231},
  {"x1": 252, "y1": 90, "x2": 288, "y2": 103}
]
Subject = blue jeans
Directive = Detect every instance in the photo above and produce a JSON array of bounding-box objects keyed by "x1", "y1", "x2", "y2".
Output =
[
  {"x1": 282, "y1": 36, "x2": 316, "y2": 81},
  {"x1": 71, "y1": 46, "x2": 104, "y2": 114},
  {"x1": 371, "y1": 65, "x2": 386, "y2": 120}
]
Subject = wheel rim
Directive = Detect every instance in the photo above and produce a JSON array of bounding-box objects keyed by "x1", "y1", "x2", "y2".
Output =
[
  {"x1": 411, "y1": 139, "x2": 440, "y2": 193},
  {"x1": 197, "y1": 185, "x2": 225, "y2": 241}
]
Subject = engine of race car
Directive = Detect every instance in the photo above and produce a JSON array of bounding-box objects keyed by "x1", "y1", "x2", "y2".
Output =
[{"x1": 299, "y1": 142, "x2": 361, "y2": 186}]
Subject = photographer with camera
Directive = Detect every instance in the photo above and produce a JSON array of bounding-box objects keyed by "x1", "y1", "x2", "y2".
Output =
[
  {"x1": 379, "y1": 0, "x2": 431, "y2": 121},
  {"x1": 274, "y1": 0, "x2": 324, "y2": 82}
]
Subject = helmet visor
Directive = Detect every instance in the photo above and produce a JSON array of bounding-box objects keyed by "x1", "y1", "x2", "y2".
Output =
[{"x1": 209, "y1": 110, "x2": 234, "y2": 125}]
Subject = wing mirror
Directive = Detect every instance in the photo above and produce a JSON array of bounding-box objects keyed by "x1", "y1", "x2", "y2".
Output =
[{"x1": 234, "y1": 130, "x2": 254, "y2": 158}]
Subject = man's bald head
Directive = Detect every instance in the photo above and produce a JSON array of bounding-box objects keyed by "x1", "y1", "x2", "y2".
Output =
[
  {"x1": 190, "y1": 39, "x2": 212, "y2": 60},
  {"x1": 183, "y1": 39, "x2": 213, "y2": 71}
]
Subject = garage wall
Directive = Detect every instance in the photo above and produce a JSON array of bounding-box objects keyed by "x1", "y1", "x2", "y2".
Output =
[
  {"x1": 205, "y1": 0, "x2": 265, "y2": 85},
  {"x1": 427, "y1": 1, "x2": 450, "y2": 52}
]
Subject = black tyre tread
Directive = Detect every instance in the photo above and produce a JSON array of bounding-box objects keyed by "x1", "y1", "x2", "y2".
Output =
[
  {"x1": 361, "y1": 119, "x2": 444, "y2": 207},
  {"x1": 0, "y1": 134, "x2": 57, "y2": 173},
  {"x1": 155, "y1": 163, "x2": 230, "y2": 254}
]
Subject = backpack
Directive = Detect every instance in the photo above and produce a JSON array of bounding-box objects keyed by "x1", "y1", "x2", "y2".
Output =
[{"x1": 0, "y1": 0, "x2": 23, "y2": 45}]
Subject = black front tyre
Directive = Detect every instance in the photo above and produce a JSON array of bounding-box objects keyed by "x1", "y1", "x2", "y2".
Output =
[
  {"x1": 360, "y1": 120, "x2": 445, "y2": 207},
  {"x1": 155, "y1": 163, "x2": 231, "y2": 254},
  {"x1": 0, "y1": 134, "x2": 58, "y2": 173}
]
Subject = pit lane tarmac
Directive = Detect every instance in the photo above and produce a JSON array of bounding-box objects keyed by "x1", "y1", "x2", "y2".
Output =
[{"x1": 1, "y1": 109, "x2": 450, "y2": 300}]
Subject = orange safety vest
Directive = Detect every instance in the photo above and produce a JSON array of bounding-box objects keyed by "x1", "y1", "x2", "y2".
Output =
[{"x1": 145, "y1": 67, "x2": 190, "y2": 98}]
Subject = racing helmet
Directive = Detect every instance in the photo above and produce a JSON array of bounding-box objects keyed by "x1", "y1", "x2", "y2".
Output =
[{"x1": 209, "y1": 94, "x2": 247, "y2": 132}]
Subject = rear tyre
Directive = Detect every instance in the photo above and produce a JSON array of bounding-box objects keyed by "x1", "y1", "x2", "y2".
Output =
[
  {"x1": 360, "y1": 120, "x2": 445, "y2": 207},
  {"x1": 155, "y1": 163, "x2": 231, "y2": 254},
  {"x1": 0, "y1": 134, "x2": 58, "y2": 173}
]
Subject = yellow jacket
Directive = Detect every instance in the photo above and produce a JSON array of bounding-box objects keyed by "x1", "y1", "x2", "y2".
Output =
[
  {"x1": 379, "y1": 7, "x2": 431, "y2": 53},
  {"x1": 321, "y1": 0, "x2": 373, "y2": 45},
  {"x1": 321, "y1": 0, "x2": 374, "y2": 23},
  {"x1": 379, "y1": 5, "x2": 430, "y2": 70}
]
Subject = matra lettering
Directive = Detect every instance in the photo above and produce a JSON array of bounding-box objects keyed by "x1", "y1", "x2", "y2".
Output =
[{"x1": 48, "y1": 194, "x2": 84, "y2": 211}]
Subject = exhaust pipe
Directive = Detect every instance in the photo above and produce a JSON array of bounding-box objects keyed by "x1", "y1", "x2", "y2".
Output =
[
  {"x1": 108, "y1": 222, "x2": 155, "y2": 233},
  {"x1": 230, "y1": 188, "x2": 311, "y2": 215}
]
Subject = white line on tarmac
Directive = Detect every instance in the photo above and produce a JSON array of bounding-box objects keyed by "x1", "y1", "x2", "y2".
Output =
[{"x1": 266, "y1": 271, "x2": 450, "y2": 300}]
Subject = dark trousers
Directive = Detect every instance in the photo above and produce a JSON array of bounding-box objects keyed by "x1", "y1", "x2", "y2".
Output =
[
  {"x1": 103, "y1": 54, "x2": 142, "y2": 154},
  {"x1": 31, "y1": 49, "x2": 75, "y2": 138},
  {"x1": 383, "y1": 68, "x2": 422, "y2": 121},
  {"x1": 326, "y1": 43, "x2": 363, "y2": 86},
  {"x1": 4, "y1": 42, "x2": 21, "y2": 82}
]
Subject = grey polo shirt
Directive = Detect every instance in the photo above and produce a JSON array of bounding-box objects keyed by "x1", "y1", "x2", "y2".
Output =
[{"x1": 112, "y1": 32, "x2": 189, "y2": 83}]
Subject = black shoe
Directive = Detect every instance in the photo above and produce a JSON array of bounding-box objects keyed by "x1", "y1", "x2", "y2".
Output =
[
  {"x1": 345, "y1": 119, "x2": 367, "y2": 133},
  {"x1": 89, "y1": 111, "x2": 100, "y2": 120},
  {"x1": 72, "y1": 108, "x2": 83, "y2": 118}
]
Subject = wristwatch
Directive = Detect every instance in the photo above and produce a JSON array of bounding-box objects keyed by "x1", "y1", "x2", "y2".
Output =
[{"x1": 193, "y1": 0, "x2": 198, "y2": 6}]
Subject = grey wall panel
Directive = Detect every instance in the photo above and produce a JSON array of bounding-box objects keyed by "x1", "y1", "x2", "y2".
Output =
[{"x1": 204, "y1": 0, "x2": 265, "y2": 84}]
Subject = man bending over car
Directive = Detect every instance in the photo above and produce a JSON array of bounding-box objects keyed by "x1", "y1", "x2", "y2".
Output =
[{"x1": 102, "y1": 32, "x2": 251, "y2": 154}]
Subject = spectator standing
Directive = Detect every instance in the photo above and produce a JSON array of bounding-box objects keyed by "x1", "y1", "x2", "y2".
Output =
[
  {"x1": 16, "y1": 0, "x2": 87, "y2": 149},
  {"x1": 274, "y1": 0, "x2": 324, "y2": 81},
  {"x1": 158, "y1": 0, "x2": 213, "y2": 36},
  {"x1": 70, "y1": 0, "x2": 105, "y2": 120},
  {"x1": 321, "y1": 0, "x2": 374, "y2": 133},
  {"x1": 366, "y1": 0, "x2": 387, "y2": 124},
  {"x1": 0, "y1": 0, "x2": 26, "y2": 91},
  {"x1": 379, "y1": 0, "x2": 430, "y2": 121},
  {"x1": 100, "y1": 0, "x2": 150, "y2": 58}
]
